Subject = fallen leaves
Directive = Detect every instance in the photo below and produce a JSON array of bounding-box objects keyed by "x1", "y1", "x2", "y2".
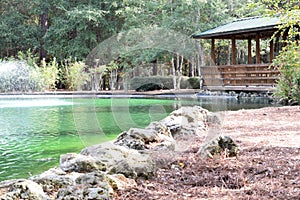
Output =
[{"x1": 114, "y1": 106, "x2": 300, "y2": 199}]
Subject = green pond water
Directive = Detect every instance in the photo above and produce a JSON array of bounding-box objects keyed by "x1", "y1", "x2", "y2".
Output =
[{"x1": 0, "y1": 96, "x2": 272, "y2": 181}]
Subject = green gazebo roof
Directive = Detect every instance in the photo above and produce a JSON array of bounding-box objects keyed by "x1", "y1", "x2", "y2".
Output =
[{"x1": 193, "y1": 16, "x2": 280, "y2": 39}]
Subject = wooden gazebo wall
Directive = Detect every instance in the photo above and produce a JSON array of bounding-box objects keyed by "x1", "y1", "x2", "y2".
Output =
[{"x1": 201, "y1": 30, "x2": 281, "y2": 91}]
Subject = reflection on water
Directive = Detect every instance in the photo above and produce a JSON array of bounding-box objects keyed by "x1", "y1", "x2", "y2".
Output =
[
  {"x1": 0, "y1": 96, "x2": 273, "y2": 181},
  {"x1": 0, "y1": 99, "x2": 73, "y2": 108}
]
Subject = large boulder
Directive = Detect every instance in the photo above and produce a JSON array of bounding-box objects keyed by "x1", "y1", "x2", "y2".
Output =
[
  {"x1": 114, "y1": 122, "x2": 175, "y2": 151},
  {"x1": 54, "y1": 172, "x2": 113, "y2": 200},
  {"x1": 56, "y1": 183, "x2": 113, "y2": 200},
  {"x1": 114, "y1": 128, "x2": 158, "y2": 150},
  {"x1": 160, "y1": 106, "x2": 213, "y2": 136},
  {"x1": 81, "y1": 142, "x2": 155, "y2": 179},
  {"x1": 60, "y1": 153, "x2": 107, "y2": 173},
  {"x1": 146, "y1": 121, "x2": 175, "y2": 150},
  {"x1": 32, "y1": 167, "x2": 80, "y2": 194},
  {"x1": 32, "y1": 168, "x2": 115, "y2": 199},
  {"x1": 0, "y1": 180, "x2": 49, "y2": 200}
]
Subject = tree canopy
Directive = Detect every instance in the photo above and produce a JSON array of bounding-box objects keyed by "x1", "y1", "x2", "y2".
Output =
[
  {"x1": 0, "y1": 0, "x2": 257, "y2": 62},
  {"x1": 2, "y1": 0, "x2": 298, "y2": 93}
]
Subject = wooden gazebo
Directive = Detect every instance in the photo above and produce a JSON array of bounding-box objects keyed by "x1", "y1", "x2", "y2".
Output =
[{"x1": 193, "y1": 17, "x2": 282, "y2": 92}]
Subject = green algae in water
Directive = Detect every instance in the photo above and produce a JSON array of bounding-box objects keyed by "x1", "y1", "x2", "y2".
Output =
[
  {"x1": 0, "y1": 96, "x2": 273, "y2": 181},
  {"x1": 0, "y1": 98, "x2": 177, "y2": 181}
]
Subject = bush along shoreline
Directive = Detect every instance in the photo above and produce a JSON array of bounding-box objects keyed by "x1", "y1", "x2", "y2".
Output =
[{"x1": 0, "y1": 106, "x2": 238, "y2": 199}]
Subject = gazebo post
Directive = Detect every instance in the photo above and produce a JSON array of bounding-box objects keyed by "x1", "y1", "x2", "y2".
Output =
[
  {"x1": 248, "y1": 38, "x2": 252, "y2": 64},
  {"x1": 211, "y1": 38, "x2": 216, "y2": 65},
  {"x1": 283, "y1": 30, "x2": 288, "y2": 47},
  {"x1": 270, "y1": 39, "x2": 274, "y2": 63},
  {"x1": 296, "y1": 28, "x2": 299, "y2": 45},
  {"x1": 232, "y1": 37, "x2": 237, "y2": 65},
  {"x1": 255, "y1": 34, "x2": 260, "y2": 64},
  {"x1": 275, "y1": 34, "x2": 280, "y2": 53}
]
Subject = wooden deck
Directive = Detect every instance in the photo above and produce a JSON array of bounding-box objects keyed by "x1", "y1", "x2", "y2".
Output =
[{"x1": 201, "y1": 64, "x2": 279, "y2": 92}]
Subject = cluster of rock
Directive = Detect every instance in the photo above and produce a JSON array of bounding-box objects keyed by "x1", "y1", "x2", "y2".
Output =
[
  {"x1": 198, "y1": 90, "x2": 272, "y2": 98},
  {"x1": 0, "y1": 106, "x2": 238, "y2": 200}
]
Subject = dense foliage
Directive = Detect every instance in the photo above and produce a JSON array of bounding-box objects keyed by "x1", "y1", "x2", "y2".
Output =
[
  {"x1": 260, "y1": 0, "x2": 300, "y2": 104},
  {"x1": 2, "y1": 0, "x2": 295, "y2": 91},
  {"x1": 0, "y1": 1, "x2": 257, "y2": 59}
]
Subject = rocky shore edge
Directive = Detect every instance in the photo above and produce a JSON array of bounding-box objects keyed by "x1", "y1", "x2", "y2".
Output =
[{"x1": 0, "y1": 106, "x2": 238, "y2": 200}]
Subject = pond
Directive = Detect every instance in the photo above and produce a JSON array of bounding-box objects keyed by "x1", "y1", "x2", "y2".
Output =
[{"x1": 0, "y1": 95, "x2": 273, "y2": 181}]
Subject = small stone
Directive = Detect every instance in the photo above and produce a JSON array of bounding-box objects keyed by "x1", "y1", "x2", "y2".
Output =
[
  {"x1": 106, "y1": 174, "x2": 137, "y2": 190},
  {"x1": 198, "y1": 135, "x2": 239, "y2": 158}
]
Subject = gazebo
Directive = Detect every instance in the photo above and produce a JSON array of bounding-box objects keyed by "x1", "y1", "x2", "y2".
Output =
[{"x1": 193, "y1": 17, "x2": 282, "y2": 92}]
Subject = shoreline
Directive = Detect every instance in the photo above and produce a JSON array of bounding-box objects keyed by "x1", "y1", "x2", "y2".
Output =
[{"x1": 0, "y1": 89, "x2": 272, "y2": 99}]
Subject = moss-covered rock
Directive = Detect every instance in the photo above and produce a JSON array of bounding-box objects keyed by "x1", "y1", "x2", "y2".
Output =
[{"x1": 199, "y1": 135, "x2": 239, "y2": 158}]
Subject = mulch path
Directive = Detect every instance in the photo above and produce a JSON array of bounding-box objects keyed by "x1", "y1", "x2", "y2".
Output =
[{"x1": 114, "y1": 106, "x2": 300, "y2": 200}]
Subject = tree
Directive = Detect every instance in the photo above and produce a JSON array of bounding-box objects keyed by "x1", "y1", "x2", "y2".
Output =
[
  {"x1": 45, "y1": 1, "x2": 119, "y2": 61},
  {"x1": 0, "y1": 0, "x2": 263, "y2": 91},
  {"x1": 0, "y1": 0, "x2": 39, "y2": 58},
  {"x1": 260, "y1": 0, "x2": 300, "y2": 104},
  {"x1": 113, "y1": 0, "x2": 235, "y2": 89}
]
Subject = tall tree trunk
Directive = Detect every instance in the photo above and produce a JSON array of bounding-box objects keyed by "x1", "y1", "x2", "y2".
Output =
[
  {"x1": 196, "y1": 42, "x2": 204, "y2": 90},
  {"x1": 176, "y1": 54, "x2": 183, "y2": 90},
  {"x1": 189, "y1": 56, "x2": 194, "y2": 77},
  {"x1": 196, "y1": 40, "x2": 205, "y2": 76},
  {"x1": 38, "y1": 2, "x2": 48, "y2": 61},
  {"x1": 102, "y1": 75, "x2": 106, "y2": 90},
  {"x1": 172, "y1": 57, "x2": 176, "y2": 90},
  {"x1": 195, "y1": 6, "x2": 205, "y2": 79},
  {"x1": 110, "y1": 69, "x2": 117, "y2": 90},
  {"x1": 152, "y1": 59, "x2": 157, "y2": 76},
  {"x1": 122, "y1": 68, "x2": 128, "y2": 92}
]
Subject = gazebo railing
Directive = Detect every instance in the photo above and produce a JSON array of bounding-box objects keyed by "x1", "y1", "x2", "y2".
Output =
[{"x1": 201, "y1": 64, "x2": 280, "y2": 88}]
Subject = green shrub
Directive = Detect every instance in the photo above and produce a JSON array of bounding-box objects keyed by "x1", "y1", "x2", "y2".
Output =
[
  {"x1": 3, "y1": 50, "x2": 60, "y2": 92},
  {"x1": 130, "y1": 76, "x2": 200, "y2": 91},
  {"x1": 180, "y1": 77, "x2": 200, "y2": 89},
  {"x1": 61, "y1": 59, "x2": 89, "y2": 90},
  {"x1": 275, "y1": 66, "x2": 300, "y2": 104},
  {"x1": 1, "y1": 50, "x2": 91, "y2": 92},
  {"x1": 38, "y1": 58, "x2": 60, "y2": 91},
  {"x1": 273, "y1": 44, "x2": 300, "y2": 104},
  {"x1": 188, "y1": 77, "x2": 200, "y2": 89},
  {"x1": 130, "y1": 76, "x2": 174, "y2": 90}
]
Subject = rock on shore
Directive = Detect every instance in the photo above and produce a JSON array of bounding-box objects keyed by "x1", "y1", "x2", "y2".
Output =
[{"x1": 0, "y1": 106, "x2": 238, "y2": 199}]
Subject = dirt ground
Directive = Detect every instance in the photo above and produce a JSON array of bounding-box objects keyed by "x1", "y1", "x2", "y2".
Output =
[{"x1": 114, "y1": 106, "x2": 300, "y2": 200}]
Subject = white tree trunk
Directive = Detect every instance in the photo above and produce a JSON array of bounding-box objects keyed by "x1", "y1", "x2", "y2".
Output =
[
  {"x1": 190, "y1": 56, "x2": 195, "y2": 77},
  {"x1": 172, "y1": 57, "x2": 177, "y2": 90},
  {"x1": 196, "y1": 42, "x2": 204, "y2": 90},
  {"x1": 110, "y1": 69, "x2": 117, "y2": 90},
  {"x1": 176, "y1": 54, "x2": 183, "y2": 90}
]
